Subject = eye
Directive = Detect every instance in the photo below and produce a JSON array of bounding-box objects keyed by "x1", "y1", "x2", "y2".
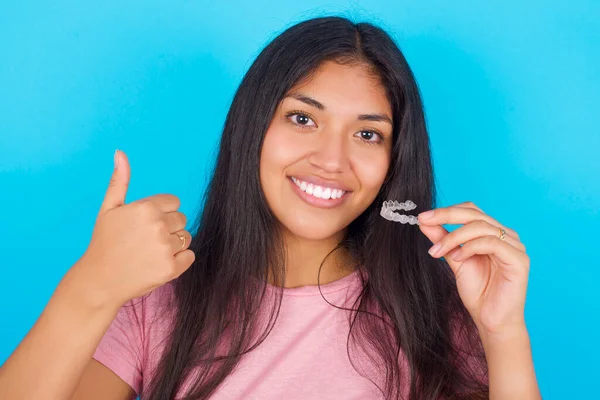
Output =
[
  {"x1": 286, "y1": 111, "x2": 317, "y2": 128},
  {"x1": 355, "y1": 130, "x2": 384, "y2": 144}
]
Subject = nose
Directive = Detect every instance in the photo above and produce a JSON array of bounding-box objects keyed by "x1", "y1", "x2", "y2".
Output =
[{"x1": 307, "y1": 129, "x2": 349, "y2": 173}]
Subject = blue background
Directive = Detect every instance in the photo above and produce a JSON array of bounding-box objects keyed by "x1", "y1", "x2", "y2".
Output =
[{"x1": 1, "y1": 1, "x2": 598, "y2": 398}]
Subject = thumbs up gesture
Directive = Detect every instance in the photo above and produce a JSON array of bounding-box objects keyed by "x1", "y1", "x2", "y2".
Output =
[{"x1": 73, "y1": 150, "x2": 195, "y2": 308}]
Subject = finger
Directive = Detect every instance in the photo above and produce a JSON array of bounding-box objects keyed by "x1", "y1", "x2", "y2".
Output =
[
  {"x1": 172, "y1": 249, "x2": 196, "y2": 278},
  {"x1": 453, "y1": 208, "x2": 521, "y2": 241},
  {"x1": 99, "y1": 150, "x2": 131, "y2": 215},
  {"x1": 419, "y1": 223, "x2": 450, "y2": 252},
  {"x1": 418, "y1": 205, "x2": 519, "y2": 241},
  {"x1": 418, "y1": 220, "x2": 523, "y2": 277},
  {"x1": 170, "y1": 230, "x2": 191, "y2": 254},
  {"x1": 451, "y1": 235, "x2": 529, "y2": 271},
  {"x1": 419, "y1": 223, "x2": 469, "y2": 273},
  {"x1": 451, "y1": 201, "x2": 520, "y2": 240},
  {"x1": 138, "y1": 194, "x2": 181, "y2": 213},
  {"x1": 164, "y1": 211, "x2": 187, "y2": 233},
  {"x1": 427, "y1": 220, "x2": 525, "y2": 260},
  {"x1": 419, "y1": 223, "x2": 470, "y2": 276}
]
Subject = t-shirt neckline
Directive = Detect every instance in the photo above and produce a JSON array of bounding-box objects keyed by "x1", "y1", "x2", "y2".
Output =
[{"x1": 264, "y1": 269, "x2": 361, "y2": 296}]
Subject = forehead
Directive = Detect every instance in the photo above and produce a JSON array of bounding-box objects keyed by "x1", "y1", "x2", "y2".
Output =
[{"x1": 285, "y1": 61, "x2": 392, "y2": 116}]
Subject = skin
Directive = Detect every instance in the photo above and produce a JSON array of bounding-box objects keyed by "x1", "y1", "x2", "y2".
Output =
[
  {"x1": 0, "y1": 150, "x2": 191, "y2": 400},
  {"x1": 260, "y1": 61, "x2": 393, "y2": 288},
  {"x1": 0, "y1": 61, "x2": 541, "y2": 399},
  {"x1": 418, "y1": 204, "x2": 542, "y2": 398}
]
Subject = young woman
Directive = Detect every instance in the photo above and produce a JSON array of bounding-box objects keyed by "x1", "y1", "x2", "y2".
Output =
[{"x1": 0, "y1": 16, "x2": 541, "y2": 400}]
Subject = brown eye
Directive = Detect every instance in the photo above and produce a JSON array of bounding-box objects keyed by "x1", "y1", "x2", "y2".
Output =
[
  {"x1": 354, "y1": 130, "x2": 384, "y2": 145},
  {"x1": 360, "y1": 131, "x2": 375, "y2": 140},
  {"x1": 286, "y1": 112, "x2": 316, "y2": 127},
  {"x1": 295, "y1": 114, "x2": 310, "y2": 125}
]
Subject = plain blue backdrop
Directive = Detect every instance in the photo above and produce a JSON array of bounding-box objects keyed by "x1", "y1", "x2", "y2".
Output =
[{"x1": 1, "y1": 1, "x2": 598, "y2": 398}]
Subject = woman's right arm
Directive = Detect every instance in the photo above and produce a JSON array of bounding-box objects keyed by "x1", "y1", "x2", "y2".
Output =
[
  {"x1": 0, "y1": 150, "x2": 195, "y2": 399},
  {"x1": 0, "y1": 265, "x2": 134, "y2": 399}
]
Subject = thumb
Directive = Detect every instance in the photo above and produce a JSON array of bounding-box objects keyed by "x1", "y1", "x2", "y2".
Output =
[
  {"x1": 99, "y1": 149, "x2": 131, "y2": 214},
  {"x1": 419, "y1": 223, "x2": 463, "y2": 273},
  {"x1": 419, "y1": 223, "x2": 448, "y2": 246}
]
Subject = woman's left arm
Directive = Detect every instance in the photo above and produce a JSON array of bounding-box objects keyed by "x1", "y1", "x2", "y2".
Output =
[
  {"x1": 417, "y1": 201, "x2": 542, "y2": 400},
  {"x1": 479, "y1": 325, "x2": 541, "y2": 400}
]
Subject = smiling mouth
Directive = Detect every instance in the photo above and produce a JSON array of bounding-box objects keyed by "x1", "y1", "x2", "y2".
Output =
[{"x1": 290, "y1": 176, "x2": 347, "y2": 200}]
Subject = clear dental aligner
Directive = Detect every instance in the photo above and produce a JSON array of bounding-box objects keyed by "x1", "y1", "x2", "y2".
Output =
[{"x1": 380, "y1": 200, "x2": 420, "y2": 225}]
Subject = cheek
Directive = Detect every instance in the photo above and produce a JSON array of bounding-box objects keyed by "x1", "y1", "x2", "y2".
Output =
[
  {"x1": 353, "y1": 151, "x2": 390, "y2": 192},
  {"x1": 260, "y1": 125, "x2": 305, "y2": 175}
]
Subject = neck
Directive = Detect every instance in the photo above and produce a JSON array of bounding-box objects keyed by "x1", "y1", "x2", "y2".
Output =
[{"x1": 267, "y1": 229, "x2": 355, "y2": 288}]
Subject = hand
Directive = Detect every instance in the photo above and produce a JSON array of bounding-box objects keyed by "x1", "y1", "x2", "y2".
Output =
[
  {"x1": 417, "y1": 201, "x2": 530, "y2": 337},
  {"x1": 71, "y1": 150, "x2": 195, "y2": 308}
]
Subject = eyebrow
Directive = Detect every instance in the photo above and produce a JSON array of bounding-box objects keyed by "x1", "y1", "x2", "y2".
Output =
[{"x1": 286, "y1": 93, "x2": 393, "y2": 125}]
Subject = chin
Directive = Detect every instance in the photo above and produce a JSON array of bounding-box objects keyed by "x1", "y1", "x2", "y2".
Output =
[{"x1": 281, "y1": 218, "x2": 345, "y2": 242}]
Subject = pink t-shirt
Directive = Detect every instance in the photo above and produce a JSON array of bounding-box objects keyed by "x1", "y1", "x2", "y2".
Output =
[{"x1": 93, "y1": 270, "x2": 478, "y2": 399}]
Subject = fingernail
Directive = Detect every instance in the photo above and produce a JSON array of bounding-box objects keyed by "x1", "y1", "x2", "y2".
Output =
[
  {"x1": 114, "y1": 149, "x2": 120, "y2": 169},
  {"x1": 419, "y1": 210, "x2": 435, "y2": 219},
  {"x1": 428, "y1": 243, "x2": 442, "y2": 256}
]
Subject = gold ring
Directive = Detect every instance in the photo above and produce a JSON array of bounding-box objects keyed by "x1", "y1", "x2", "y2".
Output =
[
  {"x1": 178, "y1": 233, "x2": 186, "y2": 250},
  {"x1": 498, "y1": 228, "x2": 506, "y2": 241}
]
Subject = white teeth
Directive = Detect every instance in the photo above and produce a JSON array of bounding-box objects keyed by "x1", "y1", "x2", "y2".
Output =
[
  {"x1": 313, "y1": 186, "x2": 323, "y2": 198},
  {"x1": 291, "y1": 177, "x2": 346, "y2": 200}
]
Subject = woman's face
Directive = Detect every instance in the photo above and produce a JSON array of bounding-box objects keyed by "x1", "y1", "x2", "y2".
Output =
[{"x1": 260, "y1": 61, "x2": 393, "y2": 241}]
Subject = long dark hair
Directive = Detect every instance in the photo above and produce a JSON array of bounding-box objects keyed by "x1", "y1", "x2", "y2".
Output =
[{"x1": 144, "y1": 16, "x2": 489, "y2": 400}]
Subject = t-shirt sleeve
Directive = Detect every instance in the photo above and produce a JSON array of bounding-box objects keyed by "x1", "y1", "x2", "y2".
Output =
[{"x1": 92, "y1": 297, "x2": 148, "y2": 395}]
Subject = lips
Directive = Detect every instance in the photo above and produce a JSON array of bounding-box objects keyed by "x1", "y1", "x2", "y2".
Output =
[
  {"x1": 290, "y1": 174, "x2": 352, "y2": 192},
  {"x1": 290, "y1": 177, "x2": 346, "y2": 200},
  {"x1": 288, "y1": 176, "x2": 350, "y2": 209}
]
